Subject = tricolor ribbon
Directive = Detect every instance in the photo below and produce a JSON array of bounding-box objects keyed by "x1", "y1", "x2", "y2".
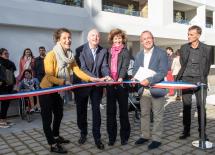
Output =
[{"x1": 0, "y1": 81, "x2": 197, "y2": 101}]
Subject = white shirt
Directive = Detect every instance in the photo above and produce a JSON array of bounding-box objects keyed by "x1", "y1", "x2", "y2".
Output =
[
  {"x1": 90, "y1": 48, "x2": 97, "y2": 61},
  {"x1": 144, "y1": 47, "x2": 154, "y2": 69},
  {"x1": 171, "y1": 56, "x2": 181, "y2": 75}
]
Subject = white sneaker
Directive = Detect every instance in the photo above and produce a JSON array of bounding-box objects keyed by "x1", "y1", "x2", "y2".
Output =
[
  {"x1": 100, "y1": 104, "x2": 104, "y2": 109},
  {"x1": 30, "y1": 108, "x2": 35, "y2": 113},
  {"x1": 35, "y1": 108, "x2": 41, "y2": 113},
  {"x1": 0, "y1": 122, "x2": 10, "y2": 128}
]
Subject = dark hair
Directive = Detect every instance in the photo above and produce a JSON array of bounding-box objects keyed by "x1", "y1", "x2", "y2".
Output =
[
  {"x1": 0, "y1": 48, "x2": 7, "y2": 55},
  {"x1": 188, "y1": 25, "x2": 202, "y2": 35},
  {"x1": 22, "y1": 48, "x2": 34, "y2": 59},
  {"x1": 175, "y1": 49, "x2": 180, "y2": 56},
  {"x1": 39, "y1": 46, "x2": 45, "y2": 50},
  {"x1": 166, "y1": 47, "x2": 173, "y2": 52},
  {"x1": 108, "y1": 28, "x2": 127, "y2": 45},
  {"x1": 21, "y1": 69, "x2": 33, "y2": 80},
  {"x1": 53, "y1": 28, "x2": 71, "y2": 43}
]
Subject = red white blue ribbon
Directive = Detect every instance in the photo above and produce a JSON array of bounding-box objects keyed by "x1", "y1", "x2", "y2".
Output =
[
  {"x1": 0, "y1": 81, "x2": 197, "y2": 101},
  {"x1": 151, "y1": 81, "x2": 197, "y2": 89}
]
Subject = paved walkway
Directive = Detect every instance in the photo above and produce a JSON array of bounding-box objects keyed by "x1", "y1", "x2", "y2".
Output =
[{"x1": 0, "y1": 97, "x2": 215, "y2": 155}]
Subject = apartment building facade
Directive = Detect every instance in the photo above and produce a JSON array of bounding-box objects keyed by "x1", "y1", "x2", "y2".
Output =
[{"x1": 0, "y1": 0, "x2": 215, "y2": 74}]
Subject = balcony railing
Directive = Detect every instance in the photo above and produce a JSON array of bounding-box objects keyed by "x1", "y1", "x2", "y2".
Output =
[
  {"x1": 37, "y1": 0, "x2": 83, "y2": 7},
  {"x1": 206, "y1": 23, "x2": 213, "y2": 28},
  {"x1": 174, "y1": 19, "x2": 190, "y2": 25},
  {"x1": 103, "y1": 5, "x2": 140, "y2": 17}
]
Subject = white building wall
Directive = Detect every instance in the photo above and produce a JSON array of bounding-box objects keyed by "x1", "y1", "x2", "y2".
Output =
[{"x1": 0, "y1": 25, "x2": 82, "y2": 75}]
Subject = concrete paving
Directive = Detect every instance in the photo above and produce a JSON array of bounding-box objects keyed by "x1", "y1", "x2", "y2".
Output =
[{"x1": 0, "y1": 96, "x2": 215, "y2": 155}]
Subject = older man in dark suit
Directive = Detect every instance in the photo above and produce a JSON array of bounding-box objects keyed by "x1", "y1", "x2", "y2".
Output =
[
  {"x1": 133, "y1": 31, "x2": 168, "y2": 150},
  {"x1": 177, "y1": 25, "x2": 212, "y2": 140},
  {"x1": 73, "y1": 29, "x2": 110, "y2": 150}
]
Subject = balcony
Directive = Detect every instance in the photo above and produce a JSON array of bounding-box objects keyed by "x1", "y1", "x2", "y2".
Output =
[
  {"x1": 206, "y1": 23, "x2": 213, "y2": 28},
  {"x1": 173, "y1": 1, "x2": 196, "y2": 25},
  {"x1": 206, "y1": 10, "x2": 213, "y2": 28},
  {"x1": 37, "y1": 0, "x2": 83, "y2": 7},
  {"x1": 103, "y1": 5, "x2": 140, "y2": 17},
  {"x1": 102, "y1": 0, "x2": 148, "y2": 18},
  {"x1": 174, "y1": 14, "x2": 190, "y2": 25}
]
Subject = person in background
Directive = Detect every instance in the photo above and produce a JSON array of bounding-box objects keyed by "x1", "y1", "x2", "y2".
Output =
[
  {"x1": 133, "y1": 31, "x2": 168, "y2": 150},
  {"x1": 177, "y1": 25, "x2": 212, "y2": 140},
  {"x1": 33, "y1": 46, "x2": 46, "y2": 112},
  {"x1": 171, "y1": 49, "x2": 181, "y2": 101},
  {"x1": 73, "y1": 29, "x2": 111, "y2": 150},
  {"x1": 18, "y1": 48, "x2": 35, "y2": 82},
  {"x1": 35, "y1": 46, "x2": 46, "y2": 82},
  {"x1": 39, "y1": 28, "x2": 100, "y2": 154},
  {"x1": 127, "y1": 55, "x2": 135, "y2": 78},
  {"x1": 106, "y1": 28, "x2": 130, "y2": 146},
  {"x1": 166, "y1": 47, "x2": 174, "y2": 96},
  {"x1": 0, "y1": 48, "x2": 16, "y2": 128},
  {"x1": 19, "y1": 69, "x2": 40, "y2": 113}
]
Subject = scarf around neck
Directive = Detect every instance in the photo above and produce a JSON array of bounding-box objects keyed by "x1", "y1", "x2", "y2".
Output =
[
  {"x1": 110, "y1": 44, "x2": 124, "y2": 81},
  {"x1": 23, "y1": 56, "x2": 32, "y2": 70},
  {"x1": 53, "y1": 43, "x2": 74, "y2": 81}
]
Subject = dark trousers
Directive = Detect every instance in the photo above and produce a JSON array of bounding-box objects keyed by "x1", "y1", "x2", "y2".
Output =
[
  {"x1": 0, "y1": 100, "x2": 10, "y2": 119},
  {"x1": 106, "y1": 85, "x2": 130, "y2": 142},
  {"x1": 182, "y1": 76, "x2": 207, "y2": 134},
  {"x1": 39, "y1": 93, "x2": 63, "y2": 145},
  {"x1": 0, "y1": 85, "x2": 13, "y2": 119},
  {"x1": 74, "y1": 87, "x2": 103, "y2": 143},
  {"x1": 174, "y1": 75, "x2": 181, "y2": 97}
]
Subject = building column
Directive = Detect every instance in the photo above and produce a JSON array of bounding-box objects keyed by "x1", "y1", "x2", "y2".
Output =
[
  {"x1": 196, "y1": 5, "x2": 206, "y2": 28},
  {"x1": 196, "y1": 5, "x2": 206, "y2": 41},
  {"x1": 213, "y1": 11, "x2": 215, "y2": 29},
  {"x1": 84, "y1": 0, "x2": 102, "y2": 17},
  {"x1": 148, "y1": 0, "x2": 173, "y2": 26},
  {"x1": 91, "y1": 0, "x2": 102, "y2": 17},
  {"x1": 82, "y1": 0, "x2": 102, "y2": 43}
]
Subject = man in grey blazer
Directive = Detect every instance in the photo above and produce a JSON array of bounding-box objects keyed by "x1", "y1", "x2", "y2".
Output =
[
  {"x1": 177, "y1": 25, "x2": 212, "y2": 140},
  {"x1": 133, "y1": 31, "x2": 168, "y2": 150}
]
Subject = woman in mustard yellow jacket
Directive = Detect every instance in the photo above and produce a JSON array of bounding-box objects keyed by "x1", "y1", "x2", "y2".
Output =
[{"x1": 39, "y1": 28, "x2": 99, "y2": 154}]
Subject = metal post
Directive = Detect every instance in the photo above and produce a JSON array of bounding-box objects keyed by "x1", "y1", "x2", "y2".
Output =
[{"x1": 192, "y1": 83, "x2": 213, "y2": 149}]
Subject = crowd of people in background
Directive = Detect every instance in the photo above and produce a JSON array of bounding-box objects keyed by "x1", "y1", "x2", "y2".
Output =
[{"x1": 0, "y1": 25, "x2": 212, "y2": 154}]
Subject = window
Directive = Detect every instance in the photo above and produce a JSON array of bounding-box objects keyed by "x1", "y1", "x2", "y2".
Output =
[{"x1": 37, "y1": 0, "x2": 83, "y2": 7}]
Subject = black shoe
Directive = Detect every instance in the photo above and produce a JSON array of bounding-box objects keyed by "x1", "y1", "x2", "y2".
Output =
[
  {"x1": 55, "y1": 136, "x2": 70, "y2": 144},
  {"x1": 108, "y1": 141, "x2": 115, "y2": 146},
  {"x1": 148, "y1": 141, "x2": 161, "y2": 150},
  {"x1": 50, "y1": 144, "x2": 67, "y2": 154},
  {"x1": 179, "y1": 133, "x2": 190, "y2": 139},
  {"x1": 199, "y1": 133, "x2": 209, "y2": 141},
  {"x1": 95, "y1": 141, "x2": 105, "y2": 150},
  {"x1": 121, "y1": 140, "x2": 128, "y2": 145},
  {"x1": 78, "y1": 135, "x2": 87, "y2": 144},
  {"x1": 135, "y1": 138, "x2": 149, "y2": 145}
]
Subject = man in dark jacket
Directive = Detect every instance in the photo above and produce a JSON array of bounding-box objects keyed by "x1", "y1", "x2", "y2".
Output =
[
  {"x1": 73, "y1": 29, "x2": 110, "y2": 150},
  {"x1": 0, "y1": 48, "x2": 16, "y2": 128},
  {"x1": 177, "y1": 25, "x2": 212, "y2": 140},
  {"x1": 35, "y1": 46, "x2": 46, "y2": 82}
]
